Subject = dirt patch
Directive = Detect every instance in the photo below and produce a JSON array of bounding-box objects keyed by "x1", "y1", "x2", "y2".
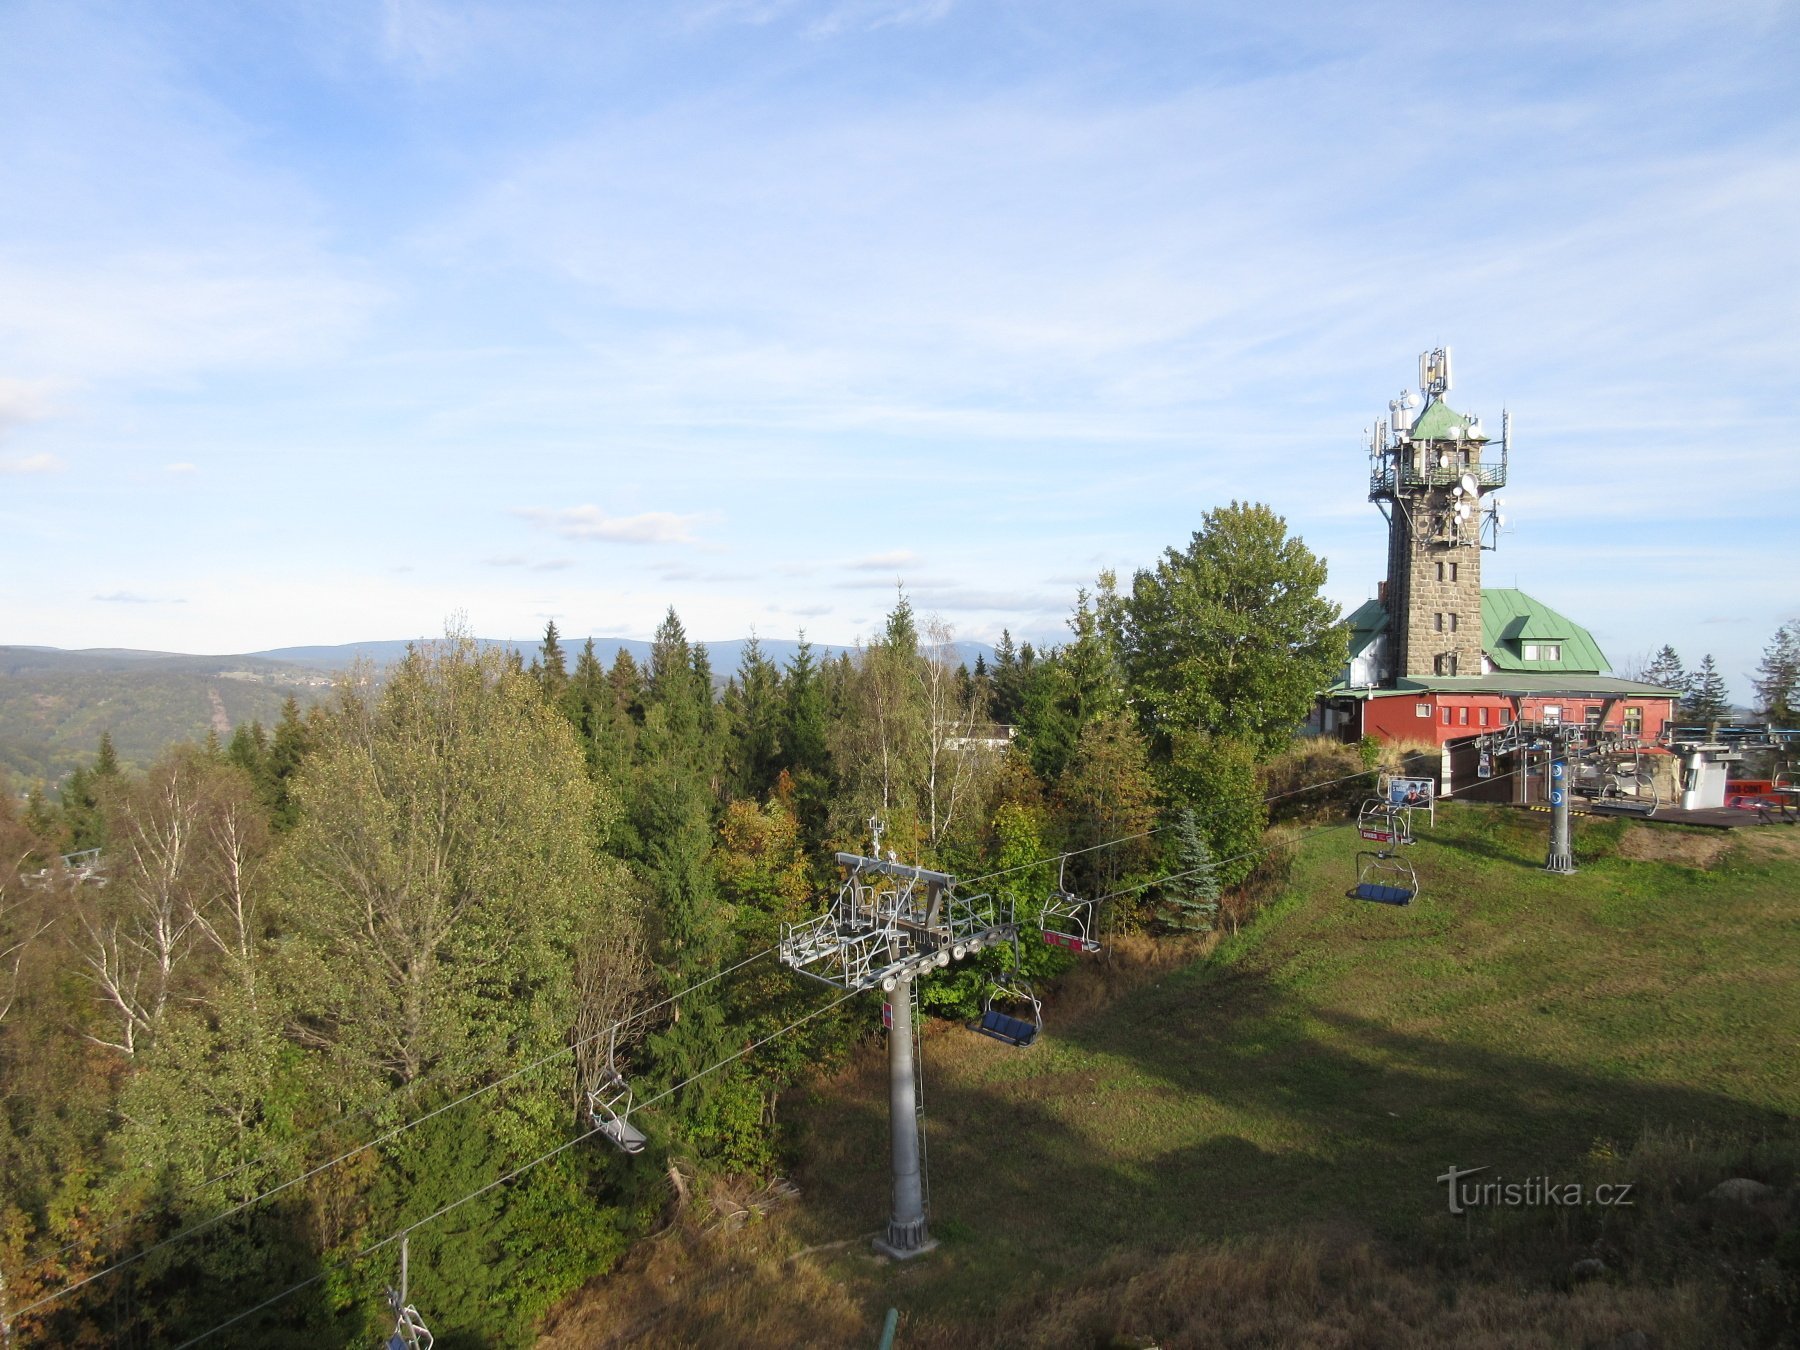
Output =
[{"x1": 1616, "y1": 825, "x2": 1731, "y2": 867}]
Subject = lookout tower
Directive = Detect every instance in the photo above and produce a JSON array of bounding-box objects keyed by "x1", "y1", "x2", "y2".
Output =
[{"x1": 1367, "y1": 348, "x2": 1509, "y2": 680}]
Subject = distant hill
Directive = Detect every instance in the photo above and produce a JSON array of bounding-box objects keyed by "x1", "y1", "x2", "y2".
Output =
[{"x1": 0, "y1": 635, "x2": 998, "y2": 788}]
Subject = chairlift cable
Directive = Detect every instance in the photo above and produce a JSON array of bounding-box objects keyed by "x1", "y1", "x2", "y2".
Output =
[
  {"x1": 16, "y1": 944, "x2": 779, "y2": 1318},
  {"x1": 170, "y1": 983, "x2": 861, "y2": 1349}
]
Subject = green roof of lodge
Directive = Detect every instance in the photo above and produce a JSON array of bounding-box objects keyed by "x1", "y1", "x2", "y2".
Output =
[
  {"x1": 1406, "y1": 398, "x2": 1473, "y2": 442},
  {"x1": 1327, "y1": 589, "x2": 1615, "y2": 693},
  {"x1": 1481, "y1": 589, "x2": 1606, "y2": 672}
]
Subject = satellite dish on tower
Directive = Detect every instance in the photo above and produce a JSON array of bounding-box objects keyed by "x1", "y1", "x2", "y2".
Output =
[{"x1": 1460, "y1": 472, "x2": 1477, "y2": 495}]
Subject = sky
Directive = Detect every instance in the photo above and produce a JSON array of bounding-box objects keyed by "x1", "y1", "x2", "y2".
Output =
[{"x1": 1, "y1": 0, "x2": 1795, "y2": 699}]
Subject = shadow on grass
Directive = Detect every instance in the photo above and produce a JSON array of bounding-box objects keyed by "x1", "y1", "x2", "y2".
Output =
[{"x1": 782, "y1": 953, "x2": 1792, "y2": 1326}]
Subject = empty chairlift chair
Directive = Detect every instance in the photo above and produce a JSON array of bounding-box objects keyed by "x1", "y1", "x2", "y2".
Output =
[
  {"x1": 1350, "y1": 849, "x2": 1417, "y2": 906},
  {"x1": 587, "y1": 1068, "x2": 649, "y2": 1154},
  {"x1": 974, "y1": 975, "x2": 1042, "y2": 1048},
  {"x1": 1039, "y1": 889, "x2": 1100, "y2": 954}
]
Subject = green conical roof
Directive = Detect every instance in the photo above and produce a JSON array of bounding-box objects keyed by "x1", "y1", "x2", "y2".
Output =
[{"x1": 1407, "y1": 398, "x2": 1474, "y2": 442}]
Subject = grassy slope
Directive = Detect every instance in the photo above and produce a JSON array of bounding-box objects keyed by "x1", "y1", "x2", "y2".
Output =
[{"x1": 540, "y1": 806, "x2": 1800, "y2": 1348}]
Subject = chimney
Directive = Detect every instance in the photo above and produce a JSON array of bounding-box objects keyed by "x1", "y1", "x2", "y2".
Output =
[{"x1": 1377, "y1": 581, "x2": 1388, "y2": 605}]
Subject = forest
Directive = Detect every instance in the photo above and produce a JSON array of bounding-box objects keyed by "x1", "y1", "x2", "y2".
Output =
[{"x1": 0, "y1": 503, "x2": 1355, "y2": 1348}]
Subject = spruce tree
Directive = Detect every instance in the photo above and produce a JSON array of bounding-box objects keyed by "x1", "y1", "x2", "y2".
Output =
[
  {"x1": 267, "y1": 695, "x2": 311, "y2": 830},
  {"x1": 723, "y1": 634, "x2": 783, "y2": 798},
  {"x1": 537, "y1": 619, "x2": 569, "y2": 708},
  {"x1": 1157, "y1": 807, "x2": 1219, "y2": 932},
  {"x1": 1752, "y1": 622, "x2": 1800, "y2": 726},
  {"x1": 1643, "y1": 644, "x2": 1686, "y2": 692},
  {"x1": 1682, "y1": 654, "x2": 1732, "y2": 724},
  {"x1": 94, "y1": 730, "x2": 120, "y2": 778}
]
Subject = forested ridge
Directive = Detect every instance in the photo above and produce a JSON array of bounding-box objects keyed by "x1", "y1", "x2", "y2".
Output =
[{"x1": 0, "y1": 504, "x2": 1349, "y2": 1347}]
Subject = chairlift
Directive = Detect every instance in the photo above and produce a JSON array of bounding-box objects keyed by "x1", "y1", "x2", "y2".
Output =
[
  {"x1": 1349, "y1": 849, "x2": 1417, "y2": 906},
  {"x1": 1356, "y1": 798, "x2": 1413, "y2": 847},
  {"x1": 384, "y1": 1290, "x2": 434, "y2": 1350},
  {"x1": 587, "y1": 1069, "x2": 649, "y2": 1154},
  {"x1": 1039, "y1": 865, "x2": 1100, "y2": 954},
  {"x1": 1575, "y1": 747, "x2": 1659, "y2": 817},
  {"x1": 970, "y1": 936, "x2": 1041, "y2": 1047},
  {"x1": 973, "y1": 975, "x2": 1042, "y2": 1048},
  {"x1": 586, "y1": 1027, "x2": 648, "y2": 1154}
]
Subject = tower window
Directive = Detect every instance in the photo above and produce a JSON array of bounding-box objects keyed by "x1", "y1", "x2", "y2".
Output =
[
  {"x1": 1434, "y1": 653, "x2": 1459, "y2": 676},
  {"x1": 1436, "y1": 562, "x2": 1445, "y2": 582},
  {"x1": 1435, "y1": 612, "x2": 1444, "y2": 632},
  {"x1": 1449, "y1": 613, "x2": 1459, "y2": 632},
  {"x1": 1449, "y1": 562, "x2": 1458, "y2": 582}
]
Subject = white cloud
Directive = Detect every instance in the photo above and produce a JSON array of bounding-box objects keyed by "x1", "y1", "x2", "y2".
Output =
[
  {"x1": 0, "y1": 452, "x2": 63, "y2": 474},
  {"x1": 163, "y1": 461, "x2": 198, "y2": 474},
  {"x1": 845, "y1": 549, "x2": 920, "y2": 571},
  {"x1": 94, "y1": 590, "x2": 183, "y2": 604},
  {"x1": 514, "y1": 506, "x2": 706, "y2": 544}
]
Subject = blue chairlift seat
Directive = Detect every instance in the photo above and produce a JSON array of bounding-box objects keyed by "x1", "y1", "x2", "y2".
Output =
[
  {"x1": 977, "y1": 1008, "x2": 1038, "y2": 1047},
  {"x1": 1350, "y1": 849, "x2": 1416, "y2": 906}
]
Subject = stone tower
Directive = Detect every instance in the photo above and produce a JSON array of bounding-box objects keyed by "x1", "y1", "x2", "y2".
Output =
[{"x1": 1367, "y1": 349, "x2": 1508, "y2": 680}]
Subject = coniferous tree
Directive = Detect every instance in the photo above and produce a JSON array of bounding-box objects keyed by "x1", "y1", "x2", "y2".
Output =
[
  {"x1": 267, "y1": 695, "x2": 311, "y2": 830},
  {"x1": 536, "y1": 619, "x2": 569, "y2": 709},
  {"x1": 1643, "y1": 644, "x2": 1687, "y2": 693},
  {"x1": 1752, "y1": 622, "x2": 1800, "y2": 726},
  {"x1": 1683, "y1": 655, "x2": 1732, "y2": 724},
  {"x1": 1156, "y1": 807, "x2": 1219, "y2": 932},
  {"x1": 723, "y1": 635, "x2": 783, "y2": 799},
  {"x1": 94, "y1": 730, "x2": 120, "y2": 779}
]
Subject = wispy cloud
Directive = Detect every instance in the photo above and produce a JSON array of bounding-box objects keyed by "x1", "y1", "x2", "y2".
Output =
[
  {"x1": 514, "y1": 506, "x2": 706, "y2": 544},
  {"x1": 484, "y1": 554, "x2": 575, "y2": 571},
  {"x1": 845, "y1": 549, "x2": 920, "y2": 571},
  {"x1": 0, "y1": 452, "x2": 63, "y2": 474},
  {"x1": 94, "y1": 591, "x2": 184, "y2": 604},
  {"x1": 163, "y1": 461, "x2": 197, "y2": 474}
]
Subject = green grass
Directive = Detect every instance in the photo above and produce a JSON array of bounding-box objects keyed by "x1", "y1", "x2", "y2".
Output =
[
  {"x1": 540, "y1": 804, "x2": 1800, "y2": 1346},
  {"x1": 785, "y1": 804, "x2": 1800, "y2": 1325}
]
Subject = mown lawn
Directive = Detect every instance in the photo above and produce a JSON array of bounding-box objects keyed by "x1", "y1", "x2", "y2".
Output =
[{"x1": 540, "y1": 804, "x2": 1800, "y2": 1347}]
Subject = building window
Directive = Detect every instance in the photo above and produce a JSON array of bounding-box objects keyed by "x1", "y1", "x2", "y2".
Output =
[
  {"x1": 1450, "y1": 613, "x2": 1459, "y2": 632},
  {"x1": 1458, "y1": 706, "x2": 1469, "y2": 725},
  {"x1": 1544, "y1": 643, "x2": 1561, "y2": 660},
  {"x1": 1499, "y1": 709, "x2": 1511, "y2": 725},
  {"x1": 1585, "y1": 705, "x2": 1602, "y2": 727},
  {"x1": 1442, "y1": 707, "x2": 1452, "y2": 726},
  {"x1": 1434, "y1": 652, "x2": 1458, "y2": 676},
  {"x1": 1449, "y1": 561, "x2": 1459, "y2": 582},
  {"x1": 1523, "y1": 643, "x2": 1538, "y2": 660},
  {"x1": 1416, "y1": 703, "x2": 1431, "y2": 718},
  {"x1": 1624, "y1": 706, "x2": 1643, "y2": 737},
  {"x1": 1436, "y1": 562, "x2": 1445, "y2": 582},
  {"x1": 1543, "y1": 705, "x2": 1562, "y2": 725},
  {"x1": 1479, "y1": 707, "x2": 1489, "y2": 727},
  {"x1": 1435, "y1": 612, "x2": 1444, "y2": 632}
]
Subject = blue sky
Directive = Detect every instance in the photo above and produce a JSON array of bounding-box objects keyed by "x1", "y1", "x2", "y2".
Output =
[{"x1": 1, "y1": 0, "x2": 1795, "y2": 698}]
